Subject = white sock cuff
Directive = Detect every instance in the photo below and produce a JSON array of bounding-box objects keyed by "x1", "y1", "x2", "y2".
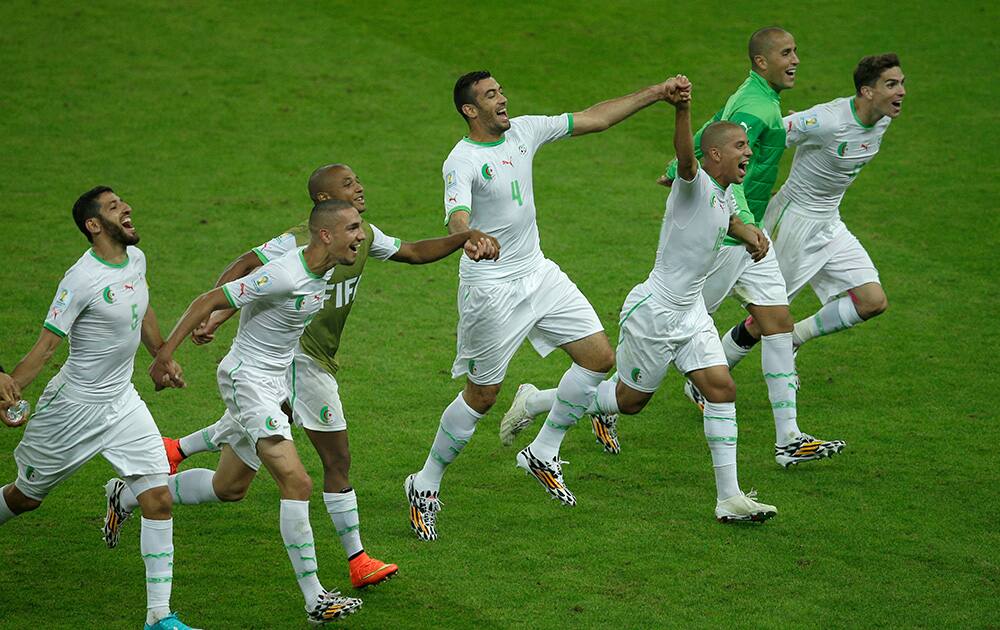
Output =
[
  {"x1": 0, "y1": 485, "x2": 16, "y2": 521},
  {"x1": 703, "y1": 401, "x2": 736, "y2": 418},
  {"x1": 280, "y1": 499, "x2": 310, "y2": 519},
  {"x1": 323, "y1": 490, "x2": 358, "y2": 512},
  {"x1": 455, "y1": 392, "x2": 484, "y2": 419},
  {"x1": 126, "y1": 474, "x2": 168, "y2": 500},
  {"x1": 568, "y1": 362, "x2": 608, "y2": 383},
  {"x1": 839, "y1": 296, "x2": 863, "y2": 325},
  {"x1": 594, "y1": 379, "x2": 620, "y2": 415},
  {"x1": 140, "y1": 516, "x2": 173, "y2": 530},
  {"x1": 760, "y1": 331, "x2": 793, "y2": 345}
]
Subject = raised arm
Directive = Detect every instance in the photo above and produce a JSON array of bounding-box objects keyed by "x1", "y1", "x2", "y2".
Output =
[
  {"x1": 669, "y1": 75, "x2": 696, "y2": 181},
  {"x1": 572, "y1": 77, "x2": 685, "y2": 136}
]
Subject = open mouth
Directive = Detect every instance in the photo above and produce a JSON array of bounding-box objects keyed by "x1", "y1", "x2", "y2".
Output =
[
  {"x1": 737, "y1": 159, "x2": 749, "y2": 177},
  {"x1": 354, "y1": 194, "x2": 365, "y2": 205},
  {"x1": 349, "y1": 242, "x2": 359, "y2": 253},
  {"x1": 497, "y1": 106, "x2": 509, "y2": 123},
  {"x1": 785, "y1": 67, "x2": 797, "y2": 81},
  {"x1": 121, "y1": 216, "x2": 135, "y2": 231},
  {"x1": 890, "y1": 99, "x2": 903, "y2": 113}
]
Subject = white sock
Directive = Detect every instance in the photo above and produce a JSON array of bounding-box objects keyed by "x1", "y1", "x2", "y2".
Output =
[
  {"x1": 178, "y1": 421, "x2": 222, "y2": 456},
  {"x1": 792, "y1": 296, "x2": 864, "y2": 347},
  {"x1": 140, "y1": 517, "x2": 173, "y2": 625},
  {"x1": 721, "y1": 327, "x2": 753, "y2": 368},
  {"x1": 122, "y1": 469, "x2": 221, "y2": 511},
  {"x1": 529, "y1": 363, "x2": 606, "y2": 460},
  {"x1": 591, "y1": 377, "x2": 620, "y2": 415},
  {"x1": 703, "y1": 401, "x2": 741, "y2": 501},
  {"x1": 0, "y1": 485, "x2": 17, "y2": 525},
  {"x1": 415, "y1": 392, "x2": 481, "y2": 491},
  {"x1": 761, "y1": 332, "x2": 801, "y2": 446},
  {"x1": 525, "y1": 388, "x2": 556, "y2": 417},
  {"x1": 280, "y1": 499, "x2": 325, "y2": 605},
  {"x1": 323, "y1": 490, "x2": 362, "y2": 559}
]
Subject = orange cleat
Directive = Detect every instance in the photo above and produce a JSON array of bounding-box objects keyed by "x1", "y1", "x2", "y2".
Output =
[
  {"x1": 349, "y1": 552, "x2": 398, "y2": 589},
  {"x1": 162, "y1": 437, "x2": 186, "y2": 475}
]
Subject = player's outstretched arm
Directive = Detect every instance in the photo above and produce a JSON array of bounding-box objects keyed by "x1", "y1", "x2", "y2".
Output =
[
  {"x1": 391, "y1": 230, "x2": 500, "y2": 264},
  {"x1": 150, "y1": 288, "x2": 232, "y2": 389},
  {"x1": 0, "y1": 329, "x2": 62, "y2": 410},
  {"x1": 191, "y1": 250, "x2": 262, "y2": 345},
  {"x1": 572, "y1": 76, "x2": 683, "y2": 136},
  {"x1": 727, "y1": 215, "x2": 769, "y2": 262},
  {"x1": 670, "y1": 76, "x2": 696, "y2": 181}
]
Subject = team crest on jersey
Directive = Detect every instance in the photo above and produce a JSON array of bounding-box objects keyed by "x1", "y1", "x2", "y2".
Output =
[
  {"x1": 837, "y1": 142, "x2": 848, "y2": 157},
  {"x1": 294, "y1": 295, "x2": 305, "y2": 310},
  {"x1": 468, "y1": 359, "x2": 478, "y2": 376},
  {"x1": 631, "y1": 368, "x2": 641, "y2": 383},
  {"x1": 102, "y1": 286, "x2": 116, "y2": 304},
  {"x1": 265, "y1": 416, "x2": 278, "y2": 430},
  {"x1": 480, "y1": 163, "x2": 494, "y2": 182},
  {"x1": 319, "y1": 405, "x2": 333, "y2": 424}
]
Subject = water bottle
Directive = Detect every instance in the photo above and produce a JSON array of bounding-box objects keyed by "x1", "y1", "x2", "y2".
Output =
[{"x1": 5, "y1": 400, "x2": 30, "y2": 426}]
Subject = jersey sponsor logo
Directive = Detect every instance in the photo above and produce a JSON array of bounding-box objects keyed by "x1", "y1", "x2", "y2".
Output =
[
  {"x1": 860, "y1": 142, "x2": 871, "y2": 151},
  {"x1": 445, "y1": 170, "x2": 458, "y2": 190},
  {"x1": 738, "y1": 121, "x2": 750, "y2": 133},
  {"x1": 102, "y1": 286, "x2": 116, "y2": 304},
  {"x1": 319, "y1": 405, "x2": 333, "y2": 424},
  {"x1": 123, "y1": 282, "x2": 135, "y2": 292},
  {"x1": 237, "y1": 282, "x2": 248, "y2": 298},
  {"x1": 447, "y1": 195, "x2": 458, "y2": 204},
  {"x1": 480, "y1": 163, "x2": 494, "y2": 181},
  {"x1": 501, "y1": 158, "x2": 514, "y2": 167}
]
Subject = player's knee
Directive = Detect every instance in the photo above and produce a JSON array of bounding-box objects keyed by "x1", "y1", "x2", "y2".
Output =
[
  {"x1": 703, "y1": 379, "x2": 736, "y2": 403},
  {"x1": 10, "y1": 493, "x2": 42, "y2": 514},
  {"x1": 215, "y1": 481, "x2": 250, "y2": 503},
  {"x1": 465, "y1": 384, "x2": 499, "y2": 413},
  {"x1": 138, "y1": 486, "x2": 173, "y2": 519},
  {"x1": 284, "y1": 471, "x2": 313, "y2": 500},
  {"x1": 859, "y1": 292, "x2": 888, "y2": 320},
  {"x1": 591, "y1": 347, "x2": 616, "y2": 374}
]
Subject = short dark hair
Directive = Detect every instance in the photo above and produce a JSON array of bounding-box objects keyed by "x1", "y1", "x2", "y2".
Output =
[
  {"x1": 700, "y1": 121, "x2": 744, "y2": 155},
  {"x1": 309, "y1": 198, "x2": 355, "y2": 232},
  {"x1": 454, "y1": 70, "x2": 492, "y2": 121},
  {"x1": 72, "y1": 186, "x2": 113, "y2": 242},
  {"x1": 748, "y1": 27, "x2": 790, "y2": 65},
  {"x1": 854, "y1": 53, "x2": 901, "y2": 94}
]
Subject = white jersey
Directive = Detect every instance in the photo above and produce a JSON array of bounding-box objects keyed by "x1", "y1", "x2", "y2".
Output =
[
  {"x1": 42, "y1": 247, "x2": 149, "y2": 403},
  {"x1": 442, "y1": 113, "x2": 573, "y2": 285},
  {"x1": 646, "y1": 168, "x2": 736, "y2": 309},
  {"x1": 254, "y1": 221, "x2": 400, "y2": 262},
  {"x1": 222, "y1": 247, "x2": 333, "y2": 373},
  {"x1": 779, "y1": 97, "x2": 892, "y2": 218}
]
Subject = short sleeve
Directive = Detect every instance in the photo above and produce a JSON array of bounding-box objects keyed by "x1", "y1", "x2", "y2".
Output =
[
  {"x1": 367, "y1": 223, "x2": 401, "y2": 260},
  {"x1": 516, "y1": 114, "x2": 573, "y2": 152},
  {"x1": 443, "y1": 158, "x2": 475, "y2": 225},
  {"x1": 221, "y1": 260, "x2": 296, "y2": 309},
  {"x1": 668, "y1": 167, "x2": 706, "y2": 224},
  {"x1": 253, "y1": 232, "x2": 298, "y2": 264},
  {"x1": 43, "y1": 271, "x2": 91, "y2": 338},
  {"x1": 783, "y1": 105, "x2": 831, "y2": 148}
]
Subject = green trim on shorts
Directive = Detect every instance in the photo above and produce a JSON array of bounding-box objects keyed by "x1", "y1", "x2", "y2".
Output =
[
  {"x1": 35, "y1": 383, "x2": 66, "y2": 413},
  {"x1": 227, "y1": 360, "x2": 244, "y2": 414},
  {"x1": 619, "y1": 293, "x2": 653, "y2": 327}
]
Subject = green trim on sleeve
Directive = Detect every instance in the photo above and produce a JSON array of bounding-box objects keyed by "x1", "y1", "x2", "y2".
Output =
[
  {"x1": 566, "y1": 112, "x2": 574, "y2": 136},
  {"x1": 43, "y1": 321, "x2": 67, "y2": 338},
  {"x1": 445, "y1": 205, "x2": 472, "y2": 225},
  {"x1": 221, "y1": 285, "x2": 237, "y2": 308},
  {"x1": 392, "y1": 237, "x2": 401, "y2": 250},
  {"x1": 252, "y1": 247, "x2": 269, "y2": 264}
]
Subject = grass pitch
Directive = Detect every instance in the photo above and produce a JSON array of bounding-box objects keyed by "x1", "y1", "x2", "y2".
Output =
[{"x1": 1, "y1": 2, "x2": 997, "y2": 628}]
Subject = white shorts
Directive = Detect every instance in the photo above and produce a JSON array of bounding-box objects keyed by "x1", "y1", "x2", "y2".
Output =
[
  {"x1": 452, "y1": 258, "x2": 604, "y2": 385},
  {"x1": 13, "y1": 374, "x2": 168, "y2": 500},
  {"x1": 215, "y1": 353, "x2": 294, "y2": 471},
  {"x1": 615, "y1": 282, "x2": 727, "y2": 394},
  {"x1": 765, "y1": 196, "x2": 881, "y2": 305},
  {"x1": 701, "y1": 232, "x2": 789, "y2": 314},
  {"x1": 287, "y1": 347, "x2": 346, "y2": 432}
]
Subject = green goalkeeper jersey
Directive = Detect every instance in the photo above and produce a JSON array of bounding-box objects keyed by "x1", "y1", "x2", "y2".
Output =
[
  {"x1": 666, "y1": 70, "x2": 786, "y2": 245},
  {"x1": 252, "y1": 219, "x2": 401, "y2": 375}
]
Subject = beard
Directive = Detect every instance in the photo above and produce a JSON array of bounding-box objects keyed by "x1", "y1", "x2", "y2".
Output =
[{"x1": 98, "y1": 215, "x2": 140, "y2": 246}]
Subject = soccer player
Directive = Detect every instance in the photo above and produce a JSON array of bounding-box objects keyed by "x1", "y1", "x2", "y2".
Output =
[
  {"x1": 720, "y1": 55, "x2": 904, "y2": 371},
  {"x1": 145, "y1": 163, "x2": 499, "y2": 587},
  {"x1": 131, "y1": 199, "x2": 366, "y2": 624},
  {"x1": 0, "y1": 187, "x2": 198, "y2": 630},
  {"x1": 404, "y1": 69, "x2": 689, "y2": 541}
]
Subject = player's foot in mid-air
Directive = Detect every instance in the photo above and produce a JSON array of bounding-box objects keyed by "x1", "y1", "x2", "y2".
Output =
[
  {"x1": 349, "y1": 552, "x2": 398, "y2": 589},
  {"x1": 590, "y1": 412, "x2": 620, "y2": 454},
  {"x1": 683, "y1": 379, "x2": 706, "y2": 411},
  {"x1": 499, "y1": 383, "x2": 539, "y2": 446},
  {"x1": 715, "y1": 490, "x2": 777, "y2": 523},
  {"x1": 306, "y1": 590, "x2": 363, "y2": 624},
  {"x1": 515, "y1": 446, "x2": 576, "y2": 506},
  {"x1": 145, "y1": 612, "x2": 202, "y2": 630},
  {"x1": 775, "y1": 434, "x2": 846, "y2": 468},
  {"x1": 404, "y1": 473, "x2": 441, "y2": 542},
  {"x1": 162, "y1": 436, "x2": 185, "y2": 475},
  {"x1": 103, "y1": 477, "x2": 132, "y2": 549}
]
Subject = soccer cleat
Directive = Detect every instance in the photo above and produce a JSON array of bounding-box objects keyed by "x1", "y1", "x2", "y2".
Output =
[
  {"x1": 590, "y1": 413, "x2": 620, "y2": 454},
  {"x1": 515, "y1": 446, "x2": 576, "y2": 506},
  {"x1": 162, "y1": 437, "x2": 185, "y2": 475},
  {"x1": 103, "y1": 477, "x2": 132, "y2": 549},
  {"x1": 307, "y1": 590, "x2": 363, "y2": 624},
  {"x1": 715, "y1": 490, "x2": 777, "y2": 523},
  {"x1": 349, "y1": 552, "x2": 398, "y2": 589},
  {"x1": 775, "y1": 434, "x2": 846, "y2": 468},
  {"x1": 683, "y1": 379, "x2": 706, "y2": 412},
  {"x1": 144, "y1": 612, "x2": 202, "y2": 630},
  {"x1": 404, "y1": 474, "x2": 441, "y2": 542},
  {"x1": 499, "y1": 383, "x2": 539, "y2": 447}
]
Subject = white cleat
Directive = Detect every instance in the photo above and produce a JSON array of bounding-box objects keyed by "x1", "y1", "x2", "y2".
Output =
[
  {"x1": 715, "y1": 490, "x2": 777, "y2": 523},
  {"x1": 499, "y1": 383, "x2": 539, "y2": 447}
]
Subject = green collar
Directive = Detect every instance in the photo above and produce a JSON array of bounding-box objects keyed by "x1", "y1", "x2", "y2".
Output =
[
  {"x1": 462, "y1": 135, "x2": 506, "y2": 147},
  {"x1": 298, "y1": 249, "x2": 324, "y2": 279},
  {"x1": 850, "y1": 97, "x2": 876, "y2": 129},
  {"x1": 748, "y1": 70, "x2": 781, "y2": 103},
  {"x1": 89, "y1": 249, "x2": 129, "y2": 268}
]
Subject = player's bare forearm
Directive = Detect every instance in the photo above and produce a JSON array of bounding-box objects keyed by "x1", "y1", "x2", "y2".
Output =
[
  {"x1": 393, "y1": 230, "x2": 500, "y2": 264},
  {"x1": 572, "y1": 84, "x2": 666, "y2": 136},
  {"x1": 216, "y1": 251, "x2": 263, "y2": 288},
  {"x1": 446, "y1": 210, "x2": 471, "y2": 235},
  {"x1": 140, "y1": 306, "x2": 166, "y2": 357},
  {"x1": 159, "y1": 289, "x2": 232, "y2": 360},
  {"x1": 8, "y1": 328, "x2": 62, "y2": 394},
  {"x1": 674, "y1": 104, "x2": 696, "y2": 181},
  {"x1": 728, "y1": 216, "x2": 768, "y2": 261}
]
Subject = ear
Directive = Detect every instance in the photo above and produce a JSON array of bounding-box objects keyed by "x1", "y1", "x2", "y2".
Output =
[
  {"x1": 315, "y1": 192, "x2": 331, "y2": 202},
  {"x1": 85, "y1": 216, "x2": 102, "y2": 238},
  {"x1": 462, "y1": 102, "x2": 478, "y2": 120},
  {"x1": 708, "y1": 147, "x2": 722, "y2": 163},
  {"x1": 753, "y1": 55, "x2": 768, "y2": 72},
  {"x1": 860, "y1": 85, "x2": 874, "y2": 100}
]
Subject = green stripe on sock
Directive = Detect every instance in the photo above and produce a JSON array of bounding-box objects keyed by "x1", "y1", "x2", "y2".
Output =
[
  {"x1": 201, "y1": 428, "x2": 214, "y2": 451},
  {"x1": 771, "y1": 401, "x2": 797, "y2": 409},
  {"x1": 336, "y1": 525, "x2": 360, "y2": 536},
  {"x1": 706, "y1": 436, "x2": 738, "y2": 442},
  {"x1": 430, "y1": 450, "x2": 448, "y2": 465},
  {"x1": 764, "y1": 372, "x2": 797, "y2": 379},
  {"x1": 141, "y1": 552, "x2": 174, "y2": 558},
  {"x1": 703, "y1": 415, "x2": 736, "y2": 422},
  {"x1": 296, "y1": 570, "x2": 317, "y2": 579},
  {"x1": 146, "y1": 576, "x2": 173, "y2": 583},
  {"x1": 284, "y1": 542, "x2": 315, "y2": 550},
  {"x1": 544, "y1": 419, "x2": 572, "y2": 431},
  {"x1": 441, "y1": 427, "x2": 469, "y2": 447},
  {"x1": 556, "y1": 395, "x2": 588, "y2": 413}
]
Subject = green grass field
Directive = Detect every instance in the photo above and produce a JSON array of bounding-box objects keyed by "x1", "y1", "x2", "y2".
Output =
[{"x1": 1, "y1": 2, "x2": 998, "y2": 628}]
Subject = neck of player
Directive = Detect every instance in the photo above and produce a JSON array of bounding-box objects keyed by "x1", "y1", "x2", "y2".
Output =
[
  {"x1": 467, "y1": 120, "x2": 503, "y2": 144},
  {"x1": 302, "y1": 242, "x2": 337, "y2": 276},
  {"x1": 92, "y1": 233, "x2": 128, "y2": 265},
  {"x1": 853, "y1": 96, "x2": 884, "y2": 127},
  {"x1": 702, "y1": 162, "x2": 733, "y2": 189}
]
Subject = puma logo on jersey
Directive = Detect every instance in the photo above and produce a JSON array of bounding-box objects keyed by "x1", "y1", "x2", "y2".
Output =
[{"x1": 501, "y1": 158, "x2": 513, "y2": 167}]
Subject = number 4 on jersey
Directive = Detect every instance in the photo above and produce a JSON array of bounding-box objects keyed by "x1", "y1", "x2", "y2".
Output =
[{"x1": 511, "y1": 180, "x2": 523, "y2": 206}]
